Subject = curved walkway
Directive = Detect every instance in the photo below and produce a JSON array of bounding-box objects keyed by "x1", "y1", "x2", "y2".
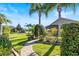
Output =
[{"x1": 20, "y1": 40, "x2": 38, "y2": 56}]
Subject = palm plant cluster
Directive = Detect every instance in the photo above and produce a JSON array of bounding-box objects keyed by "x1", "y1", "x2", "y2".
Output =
[
  {"x1": 0, "y1": 13, "x2": 12, "y2": 56},
  {"x1": 30, "y1": 3, "x2": 77, "y2": 23},
  {"x1": 0, "y1": 13, "x2": 11, "y2": 36}
]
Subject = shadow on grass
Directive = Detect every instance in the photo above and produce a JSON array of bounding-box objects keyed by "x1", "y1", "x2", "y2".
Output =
[
  {"x1": 12, "y1": 36, "x2": 37, "y2": 47},
  {"x1": 11, "y1": 38, "x2": 27, "y2": 42},
  {"x1": 13, "y1": 39, "x2": 30, "y2": 46},
  {"x1": 43, "y1": 44, "x2": 56, "y2": 56},
  {"x1": 24, "y1": 40, "x2": 39, "y2": 46}
]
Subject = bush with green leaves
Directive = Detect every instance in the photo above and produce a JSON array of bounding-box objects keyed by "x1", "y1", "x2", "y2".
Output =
[
  {"x1": 0, "y1": 35, "x2": 12, "y2": 56},
  {"x1": 57, "y1": 37, "x2": 62, "y2": 43},
  {"x1": 61, "y1": 23, "x2": 79, "y2": 56},
  {"x1": 50, "y1": 27, "x2": 58, "y2": 36},
  {"x1": 44, "y1": 36, "x2": 57, "y2": 44},
  {"x1": 3, "y1": 26, "x2": 10, "y2": 37},
  {"x1": 33, "y1": 24, "x2": 46, "y2": 38}
]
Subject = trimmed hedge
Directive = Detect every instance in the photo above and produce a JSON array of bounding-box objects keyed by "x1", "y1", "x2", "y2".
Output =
[{"x1": 61, "y1": 23, "x2": 79, "y2": 56}]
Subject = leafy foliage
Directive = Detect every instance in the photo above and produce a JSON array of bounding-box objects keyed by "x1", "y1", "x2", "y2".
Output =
[
  {"x1": 0, "y1": 13, "x2": 11, "y2": 24},
  {"x1": 61, "y1": 23, "x2": 79, "y2": 56},
  {"x1": 11, "y1": 24, "x2": 25, "y2": 33},
  {"x1": 29, "y1": 3, "x2": 56, "y2": 25},
  {"x1": 48, "y1": 27, "x2": 58, "y2": 36},
  {"x1": 0, "y1": 35, "x2": 12, "y2": 56},
  {"x1": 3, "y1": 26, "x2": 11, "y2": 37},
  {"x1": 44, "y1": 36, "x2": 57, "y2": 44},
  {"x1": 30, "y1": 4, "x2": 47, "y2": 16},
  {"x1": 16, "y1": 24, "x2": 22, "y2": 31},
  {"x1": 33, "y1": 24, "x2": 46, "y2": 38},
  {"x1": 48, "y1": 3, "x2": 78, "y2": 16},
  {"x1": 25, "y1": 24, "x2": 34, "y2": 35}
]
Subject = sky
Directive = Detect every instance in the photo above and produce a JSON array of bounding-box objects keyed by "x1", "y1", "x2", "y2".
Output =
[{"x1": 0, "y1": 3, "x2": 79, "y2": 28}]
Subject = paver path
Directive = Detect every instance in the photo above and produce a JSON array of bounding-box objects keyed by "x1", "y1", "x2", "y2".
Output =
[{"x1": 20, "y1": 40, "x2": 38, "y2": 56}]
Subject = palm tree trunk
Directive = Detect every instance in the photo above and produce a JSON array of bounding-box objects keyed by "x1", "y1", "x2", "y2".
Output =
[
  {"x1": 38, "y1": 11, "x2": 41, "y2": 39},
  {"x1": 57, "y1": 4, "x2": 62, "y2": 18},
  {"x1": 0, "y1": 22, "x2": 2, "y2": 36},
  {"x1": 57, "y1": 4, "x2": 62, "y2": 37},
  {"x1": 39, "y1": 11, "x2": 41, "y2": 25}
]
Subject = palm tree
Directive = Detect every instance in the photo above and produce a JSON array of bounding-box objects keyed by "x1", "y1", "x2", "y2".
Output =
[
  {"x1": 47, "y1": 3, "x2": 77, "y2": 18},
  {"x1": 56, "y1": 3, "x2": 77, "y2": 36},
  {"x1": 25, "y1": 23, "x2": 33, "y2": 35},
  {"x1": 46, "y1": 3, "x2": 78, "y2": 36},
  {"x1": 29, "y1": 3, "x2": 46, "y2": 39},
  {"x1": 29, "y1": 3, "x2": 56, "y2": 24},
  {"x1": 0, "y1": 13, "x2": 11, "y2": 35},
  {"x1": 29, "y1": 3, "x2": 56, "y2": 39},
  {"x1": 29, "y1": 3, "x2": 55, "y2": 39},
  {"x1": 30, "y1": 4, "x2": 44, "y2": 25},
  {"x1": 57, "y1": 3, "x2": 77, "y2": 18}
]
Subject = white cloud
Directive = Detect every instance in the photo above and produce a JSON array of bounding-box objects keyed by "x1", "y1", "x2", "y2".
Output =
[
  {"x1": 0, "y1": 5, "x2": 18, "y2": 14},
  {"x1": 6, "y1": 5, "x2": 19, "y2": 13},
  {"x1": 0, "y1": 7, "x2": 8, "y2": 12}
]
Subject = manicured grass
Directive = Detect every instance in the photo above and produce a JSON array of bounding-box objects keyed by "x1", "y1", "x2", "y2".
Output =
[
  {"x1": 33, "y1": 43, "x2": 60, "y2": 56},
  {"x1": 9, "y1": 33, "x2": 28, "y2": 52}
]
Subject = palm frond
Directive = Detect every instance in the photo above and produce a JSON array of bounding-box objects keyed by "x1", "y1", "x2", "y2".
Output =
[
  {"x1": 29, "y1": 4, "x2": 37, "y2": 16},
  {"x1": 60, "y1": 3, "x2": 79, "y2": 14},
  {"x1": 0, "y1": 13, "x2": 11, "y2": 24},
  {"x1": 45, "y1": 3, "x2": 57, "y2": 17}
]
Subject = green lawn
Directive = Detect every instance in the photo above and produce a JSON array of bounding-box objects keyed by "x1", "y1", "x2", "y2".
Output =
[
  {"x1": 9, "y1": 33, "x2": 28, "y2": 52},
  {"x1": 33, "y1": 43, "x2": 60, "y2": 56},
  {"x1": 9, "y1": 33, "x2": 60, "y2": 55}
]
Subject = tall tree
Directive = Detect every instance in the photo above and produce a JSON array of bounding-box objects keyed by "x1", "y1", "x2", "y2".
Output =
[
  {"x1": 16, "y1": 24, "x2": 22, "y2": 30},
  {"x1": 29, "y1": 3, "x2": 56, "y2": 39},
  {"x1": 25, "y1": 23, "x2": 33, "y2": 35},
  {"x1": 57, "y1": 3, "x2": 77, "y2": 18},
  {"x1": 47, "y1": 3, "x2": 78, "y2": 18},
  {"x1": 0, "y1": 13, "x2": 11, "y2": 35},
  {"x1": 16, "y1": 24, "x2": 24, "y2": 33},
  {"x1": 29, "y1": 3, "x2": 56, "y2": 24},
  {"x1": 29, "y1": 3, "x2": 46, "y2": 39}
]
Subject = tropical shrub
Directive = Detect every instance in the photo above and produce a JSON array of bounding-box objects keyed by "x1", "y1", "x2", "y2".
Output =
[
  {"x1": 61, "y1": 23, "x2": 79, "y2": 56},
  {"x1": 39, "y1": 35, "x2": 44, "y2": 41},
  {"x1": 43, "y1": 35, "x2": 57, "y2": 44},
  {"x1": 33, "y1": 24, "x2": 46, "y2": 38},
  {"x1": 55, "y1": 37, "x2": 62, "y2": 43},
  {"x1": 50, "y1": 27, "x2": 58, "y2": 36},
  {"x1": 0, "y1": 35, "x2": 12, "y2": 56},
  {"x1": 3, "y1": 26, "x2": 10, "y2": 37}
]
